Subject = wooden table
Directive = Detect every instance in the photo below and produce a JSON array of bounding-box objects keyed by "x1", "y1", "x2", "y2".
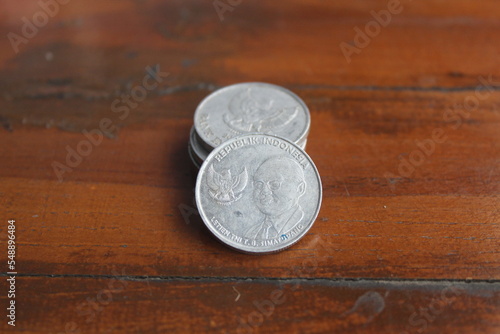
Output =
[{"x1": 1, "y1": 0, "x2": 499, "y2": 333}]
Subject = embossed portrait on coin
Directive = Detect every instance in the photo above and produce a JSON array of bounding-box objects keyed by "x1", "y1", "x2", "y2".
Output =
[
  {"x1": 245, "y1": 156, "x2": 306, "y2": 240},
  {"x1": 223, "y1": 88, "x2": 298, "y2": 133}
]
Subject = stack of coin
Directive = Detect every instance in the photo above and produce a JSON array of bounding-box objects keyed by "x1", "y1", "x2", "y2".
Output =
[
  {"x1": 189, "y1": 82, "x2": 322, "y2": 254},
  {"x1": 188, "y1": 82, "x2": 311, "y2": 168}
]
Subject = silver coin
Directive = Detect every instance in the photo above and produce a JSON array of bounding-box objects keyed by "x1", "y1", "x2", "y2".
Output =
[
  {"x1": 195, "y1": 134, "x2": 322, "y2": 254},
  {"x1": 187, "y1": 142, "x2": 202, "y2": 169},
  {"x1": 190, "y1": 126, "x2": 210, "y2": 163},
  {"x1": 189, "y1": 126, "x2": 308, "y2": 168},
  {"x1": 194, "y1": 83, "x2": 310, "y2": 152},
  {"x1": 299, "y1": 138, "x2": 307, "y2": 150}
]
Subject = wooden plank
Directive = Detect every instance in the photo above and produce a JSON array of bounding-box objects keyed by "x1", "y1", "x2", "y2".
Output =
[
  {"x1": 1, "y1": 177, "x2": 499, "y2": 279},
  {"x1": 1, "y1": 0, "x2": 500, "y2": 96},
  {"x1": 0, "y1": 276, "x2": 498, "y2": 333},
  {"x1": 0, "y1": 88, "x2": 498, "y2": 280},
  {"x1": 0, "y1": 89, "x2": 499, "y2": 191}
]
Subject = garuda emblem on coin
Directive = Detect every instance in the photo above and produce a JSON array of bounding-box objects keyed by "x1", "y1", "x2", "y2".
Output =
[
  {"x1": 223, "y1": 88, "x2": 298, "y2": 133},
  {"x1": 207, "y1": 165, "x2": 248, "y2": 204}
]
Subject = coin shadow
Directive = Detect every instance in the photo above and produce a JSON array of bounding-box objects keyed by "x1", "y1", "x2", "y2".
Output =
[{"x1": 166, "y1": 138, "x2": 222, "y2": 249}]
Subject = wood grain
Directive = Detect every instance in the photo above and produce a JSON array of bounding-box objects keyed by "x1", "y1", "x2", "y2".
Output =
[
  {"x1": 1, "y1": 89, "x2": 498, "y2": 280},
  {"x1": 0, "y1": 0, "x2": 499, "y2": 333},
  {"x1": 0, "y1": 276, "x2": 498, "y2": 334}
]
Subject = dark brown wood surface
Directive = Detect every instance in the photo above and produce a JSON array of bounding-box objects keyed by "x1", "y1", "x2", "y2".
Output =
[{"x1": 0, "y1": 0, "x2": 499, "y2": 333}]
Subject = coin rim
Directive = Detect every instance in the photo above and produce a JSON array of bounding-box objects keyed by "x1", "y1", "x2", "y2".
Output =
[
  {"x1": 193, "y1": 82, "x2": 311, "y2": 151},
  {"x1": 190, "y1": 126, "x2": 210, "y2": 162},
  {"x1": 195, "y1": 133, "x2": 322, "y2": 254},
  {"x1": 187, "y1": 142, "x2": 202, "y2": 169}
]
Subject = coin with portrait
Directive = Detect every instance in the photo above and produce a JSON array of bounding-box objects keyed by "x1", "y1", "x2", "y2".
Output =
[{"x1": 195, "y1": 134, "x2": 322, "y2": 254}]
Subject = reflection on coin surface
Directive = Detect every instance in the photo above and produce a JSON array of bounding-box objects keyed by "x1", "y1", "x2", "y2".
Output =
[
  {"x1": 195, "y1": 134, "x2": 322, "y2": 254},
  {"x1": 194, "y1": 83, "x2": 310, "y2": 151}
]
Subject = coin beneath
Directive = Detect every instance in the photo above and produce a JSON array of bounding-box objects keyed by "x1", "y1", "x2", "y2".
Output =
[
  {"x1": 194, "y1": 82, "x2": 310, "y2": 152},
  {"x1": 187, "y1": 143, "x2": 202, "y2": 169},
  {"x1": 195, "y1": 134, "x2": 322, "y2": 254},
  {"x1": 190, "y1": 126, "x2": 210, "y2": 163}
]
